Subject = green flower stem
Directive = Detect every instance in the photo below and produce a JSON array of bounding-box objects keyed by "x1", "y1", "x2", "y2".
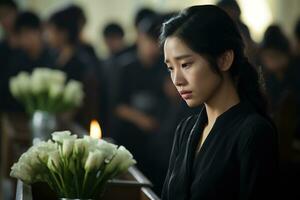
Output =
[
  {"x1": 88, "y1": 173, "x2": 109, "y2": 198},
  {"x1": 49, "y1": 170, "x2": 65, "y2": 197},
  {"x1": 87, "y1": 164, "x2": 113, "y2": 198},
  {"x1": 24, "y1": 95, "x2": 34, "y2": 114},
  {"x1": 81, "y1": 170, "x2": 89, "y2": 196},
  {"x1": 45, "y1": 175, "x2": 60, "y2": 195},
  {"x1": 82, "y1": 170, "x2": 98, "y2": 198},
  {"x1": 73, "y1": 168, "x2": 80, "y2": 197},
  {"x1": 76, "y1": 155, "x2": 85, "y2": 197},
  {"x1": 48, "y1": 98, "x2": 57, "y2": 113},
  {"x1": 39, "y1": 161, "x2": 59, "y2": 195},
  {"x1": 58, "y1": 172, "x2": 69, "y2": 197},
  {"x1": 73, "y1": 157, "x2": 80, "y2": 197},
  {"x1": 36, "y1": 95, "x2": 44, "y2": 111},
  {"x1": 42, "y1": 92, "x2": 48, "y2": 111},
  {"x1": 61, "y1": 153, "x2": 75, "y2": 197}
]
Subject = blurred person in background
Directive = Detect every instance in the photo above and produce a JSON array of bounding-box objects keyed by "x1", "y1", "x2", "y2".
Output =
[
  {"x1": 65, "y1": 5, "x2": 108, "y2": 133},
  {"x1": 65, "y1": 5, "x2": 99, "y2": 63},
  {"x1": 102, "y1": 8, "x2": 159, "y2": 138},
  {"x1": 217, "y1": 0, "x2": 258, "y2": 65},
  {"x1": 126, "y1": 7, "x2": 157, "y2": 54},
  {"x1": 0, "y1": 0, "x2": 18, "y2": 49},
  {"x1": 64, "y1": 5, "x2": 108, "y2": 133},
  {"x1": 260, "y1": 25, "x2": 300, "y2": 122},
  {"x1": 134, "y1": 8, "x2": 157, "y2": 29},
  {"x1": 260, "y1": 24, "x2": 300, "y2": 199},
  {"x1": 0, "y1": 0, "x2": 19, "y2": 112},
  {"x1": 102, "y1": 22, "x2": 134, "y2": 135},
  {"x1": 294, "y1": 18, "x2": 300, "y2": 58},
  {"x1": 13, "y1": 11, "x2": 55, "y2": 69},
  {"x1": 112, "y1": 15, "x2": 168, "y2": 182},
  {"x1": 45, "y1": 7, "x2": 101, "y2": 130},
  {"x1": 0, "y1": 2, "x2": 20, "y2": 198},
  {"x1": 68, "y1": 5, "x2": 108, "y2": 134},
  {"x1": 103, "y1": 23, "x2": 127, "y2": 56},
  {"x1": 1, "y1": 11, "x2": 56, "y2": 113}
]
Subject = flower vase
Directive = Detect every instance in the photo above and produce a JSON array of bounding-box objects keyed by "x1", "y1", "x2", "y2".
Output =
[{"x1": 30, "y1": 110, "x2": 57, "y2": 143}]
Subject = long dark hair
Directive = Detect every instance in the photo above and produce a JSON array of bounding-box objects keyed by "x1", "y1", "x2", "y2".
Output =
[{"x1": 160, "y1": 5, "x2": 268, "y2": 118}]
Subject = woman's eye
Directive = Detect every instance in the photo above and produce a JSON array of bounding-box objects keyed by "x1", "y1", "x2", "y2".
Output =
[
  {"x1": 182, "y1": 62, "x2": 192, "y2": 68},
  {"x1": 167, "y1": 66, "x2": 173, "y2": 72}
]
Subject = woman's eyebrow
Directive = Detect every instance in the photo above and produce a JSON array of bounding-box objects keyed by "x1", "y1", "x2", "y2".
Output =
[{"x1": 165, "y1": 54, "x2": 192, "y2": 63}]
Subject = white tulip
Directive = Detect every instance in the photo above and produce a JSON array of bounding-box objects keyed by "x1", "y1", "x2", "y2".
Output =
[
  {"x1": 62, "y1": 139, "x2": 74, "y2": 158},
  {"x1": 104, "y1": 146, "x2": 136, "y2": 175},
  {"x1": 118, "y1": 157, "x2": 137, "y2": 174},
  {"x1": 49, "y1": 70, "x2": 66, "y2": 85},
  {"x1": 52, "y1": 131, "x2": 77, "y2": 144},
  {"x1": 49, "y1": 83, "x2": 64, "y2": 99},
  {"x1": 30, "y1": 68, "x2": 51, "y2": 94},
  {"x1": 26, "y1": 149, "x2": 41, "y2": 167},
  {"x1": 9, "y1": 72, "x2": 31, "y2": 98},
  {"x1": 63, "y1": 80, "x2": 84, "y2": 106},
  {"x1": 33, "y1": 140, "x2": 58, "y2": 163},
  {"x1": 10, "y1": 147, "x2": 43, "y2": 184},
  {"x1": 10, "y1": 162, "x2": 34, "y2": 184},
  {"x1": 81, "y1": 136, "x2": 100, "y2": 165},
  {"x1": 96, "y1": 140, "x2": 118, "y2": 161},
  {"x1": 84, "y1": 151, "x2": 105, "y2": 172},
  {"x1": 83, "y1": 135, "x2": 99, "y2": 150},
  {"x1": 74, "y1": 138, "x2": 88, "y2": 156},
  {"x1": 9, "y1": 77, "x2": 20, "y2": 98},
  {"x1": 47, "y1": 150, "x2": 62, "y2": 173},
  {"x1": 17, "y1": 72, "x2": 31, "y2": 93}
]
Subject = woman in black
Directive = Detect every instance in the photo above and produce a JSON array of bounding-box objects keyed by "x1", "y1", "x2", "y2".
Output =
[{"x1": 160, "y1": 5, "x2": 278, "y2": 200}]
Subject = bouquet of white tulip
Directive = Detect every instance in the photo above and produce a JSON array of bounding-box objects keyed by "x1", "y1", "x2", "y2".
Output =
[
  {"x1": 10, "y1": 131, "x2": 136, "y2": 199},
  {"x1": 9, "y1": 68, "x2": 84, "y2": 114}
]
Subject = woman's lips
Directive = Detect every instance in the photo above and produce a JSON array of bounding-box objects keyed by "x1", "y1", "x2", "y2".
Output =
[{"x1": 179, "y1": 91, "x2": 192, "y2": 100}]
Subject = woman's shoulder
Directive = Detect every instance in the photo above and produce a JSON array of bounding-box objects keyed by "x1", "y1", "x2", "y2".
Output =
[
  {"x1": 237, "y1": 112, "x2": 278, "y2": 154},
  {"x1": 241, "y1": 113, "x2": 275, "y2": 137}
]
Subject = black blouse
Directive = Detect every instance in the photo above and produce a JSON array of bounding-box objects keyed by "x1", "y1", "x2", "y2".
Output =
[{"x1": 161, "y1": 102, "x2": 278, "y2": 200}]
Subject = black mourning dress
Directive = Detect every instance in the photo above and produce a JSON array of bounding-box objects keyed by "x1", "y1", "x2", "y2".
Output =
[{"x1": 162, "y1": 102, "x2": 278, "y2": 200}]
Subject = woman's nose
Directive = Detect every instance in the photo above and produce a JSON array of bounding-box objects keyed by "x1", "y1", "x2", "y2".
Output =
[{"x1": 172, "y1": 69, "x2": 186, "y2": 87}]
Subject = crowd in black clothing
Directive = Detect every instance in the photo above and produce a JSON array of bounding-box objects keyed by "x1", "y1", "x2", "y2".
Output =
[{"x1": 0, "y1": 0, "x2": 300, "y2": 197}]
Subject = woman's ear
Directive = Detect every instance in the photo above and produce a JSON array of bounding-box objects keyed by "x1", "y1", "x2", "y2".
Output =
[{"x1": 217, "y1": 50, "x2": 234, "y2": 71}]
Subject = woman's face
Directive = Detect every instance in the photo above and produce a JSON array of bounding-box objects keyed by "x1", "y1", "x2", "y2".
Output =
[{"x1": 164, "y1": 36, "x2": 222, "y2": 107}]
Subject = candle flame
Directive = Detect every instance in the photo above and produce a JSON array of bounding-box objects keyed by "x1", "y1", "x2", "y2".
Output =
[{"x1": 90, "y1": 120, "x2": 102, "y2": 139}]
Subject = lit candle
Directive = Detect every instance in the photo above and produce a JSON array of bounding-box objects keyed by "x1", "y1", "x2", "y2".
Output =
[{"x1": 90, "y1": 120, "x2": 102, "y2": 139}]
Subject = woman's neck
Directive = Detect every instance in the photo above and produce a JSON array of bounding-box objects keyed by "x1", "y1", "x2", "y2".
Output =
[{"x1": 204, "y1": 76, "x2": 240, "y2": 126}]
